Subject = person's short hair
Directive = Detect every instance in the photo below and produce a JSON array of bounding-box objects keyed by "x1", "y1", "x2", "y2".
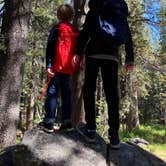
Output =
[{"x1": 57, "y1": 4, "x2": 74, "y2": 21}]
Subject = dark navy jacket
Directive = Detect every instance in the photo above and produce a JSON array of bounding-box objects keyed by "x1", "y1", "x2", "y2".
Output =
[
  {"x1": 75, "y1": 0, "x2": 134, "y2": 64},
  {"x1": 46, "y1": 24, "x2": 59, "y2": 69}
]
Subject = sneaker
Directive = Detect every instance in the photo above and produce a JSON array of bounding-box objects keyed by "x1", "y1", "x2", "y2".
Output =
[
  {"x1": 59, "y1": 123, "x2": 73, "y2": 131},
  {"x1": 38, "y1": 121, "x2": 44, "y2": 127},
  {"x1": 110, "y1": 136, "x2": 121, "y2": 149},
  {"x1": 40, "y1": 122, "x2": 54, "y2": 133},
  {"x1": 76, "y1": 122, "x2": 96, "y2": 143}
]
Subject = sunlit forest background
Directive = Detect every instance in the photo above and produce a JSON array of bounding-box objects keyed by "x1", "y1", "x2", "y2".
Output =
[{"x1": 0, "y1": 0, "x2": 165, "y2": 161}]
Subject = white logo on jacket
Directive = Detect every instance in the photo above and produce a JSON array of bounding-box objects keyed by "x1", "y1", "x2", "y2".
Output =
[{"x1": 99, "y1": 16, "x2": 116, "y2": 36}]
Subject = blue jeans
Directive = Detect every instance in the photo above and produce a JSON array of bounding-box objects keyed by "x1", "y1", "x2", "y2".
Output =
[{"x1": 44, "y1": 73, "x2": 72, "y2": 125}]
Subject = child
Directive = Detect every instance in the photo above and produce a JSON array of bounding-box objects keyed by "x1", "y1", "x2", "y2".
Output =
[{"x1": 41, "y1": 4, "x2": 78, "y2": 133}]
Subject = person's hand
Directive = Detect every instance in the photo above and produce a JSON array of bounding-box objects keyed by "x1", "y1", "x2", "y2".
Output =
[
  {"x1": 72, "y1": 55, "x2": 80, "y2": 68},
  {"x1": 125, "y1": 64, "x2": 135, "y2": 74},
  {"x1": 47, "y1": 68, "x2": 54, "y2": 77},
  {"x1": 73, "y1": 55, "x2": 80, "y2": 64}
]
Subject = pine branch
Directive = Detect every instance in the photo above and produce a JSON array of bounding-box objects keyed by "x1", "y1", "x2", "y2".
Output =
[{"x1": 140, "y1": 56, "x2": 166, "y2": 76}]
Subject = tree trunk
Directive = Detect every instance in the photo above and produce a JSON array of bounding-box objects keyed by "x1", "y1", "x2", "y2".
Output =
[
  {"x1": 72, "y1": 70, "x2": 85, "y2": 126},
  {"x1": 164, "y1": 108, "x2": 166, "y2": 137},
  {"x1": 96, "y1": 71, "x2": 103, "y2": 114},
  {"x1": 126, "y1": 74, "x2": 140, "y2": 132},
  {"x1": 26, "y1": 93, "x2": 35, "y2": 130},
  {"x1": 0, "y1": 0, "x2": 31, "y2": 148},
  {"x1": 72, "y1": 0, "x2": 88, "y2": 126}
]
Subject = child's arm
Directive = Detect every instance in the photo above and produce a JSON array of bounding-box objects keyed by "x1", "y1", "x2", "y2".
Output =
[
  {"x1": 46, "y1": 25, "x2": 59, "y2": 69},
  {"x1": 47, "y1": 68, "x2": 55, "y2": 77}
]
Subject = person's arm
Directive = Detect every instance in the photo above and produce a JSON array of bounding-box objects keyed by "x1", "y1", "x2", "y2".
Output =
[
  {"x1": 75, "y1": 10, "x2": 96, "y2": 56},
  {"x1": 46, "y1": 25, "x2": 59, "y2": 69},
  {"x1": 125, "y1": 24, "x2": 135, "y2": 73}
]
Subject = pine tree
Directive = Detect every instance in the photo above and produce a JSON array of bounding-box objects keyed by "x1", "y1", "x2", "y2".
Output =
[{"x1": 0, "y1": 0, "x2": 31, "y2": 148}]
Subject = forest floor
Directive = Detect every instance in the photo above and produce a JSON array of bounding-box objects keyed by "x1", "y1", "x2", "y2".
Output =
[
  {"x1": 120, "y1": 123, "x2": 166, "y2": 161},
  {"x1": 146, "y1": 144, "x2": 166, "y2": 162}
]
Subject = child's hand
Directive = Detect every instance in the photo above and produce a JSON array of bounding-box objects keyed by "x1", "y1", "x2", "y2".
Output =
[
  {"x1": 72, "y1": 55, "x2": 80, "y2": 69},
  {"x1": 47, "y1": 68, "x2": 54, "y2": 77},
  {"x1": 125, "y1": 64, "x2": 135, "y2": 74},
  {"x1": 73, "y1": 55, "x2": 80, "y2": 65}
]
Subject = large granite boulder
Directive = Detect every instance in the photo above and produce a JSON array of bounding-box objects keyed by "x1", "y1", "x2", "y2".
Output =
[
  {"x1": 108, "y1": 142, "x2": 166, "y2": 166},
  {"x1": 0, "y1": 128, "x2": 165, "y2": 166}
]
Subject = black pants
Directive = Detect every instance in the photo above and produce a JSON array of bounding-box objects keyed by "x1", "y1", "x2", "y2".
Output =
[{"x1": 84, "y1": 58, "x2": 119, "y2": 137}]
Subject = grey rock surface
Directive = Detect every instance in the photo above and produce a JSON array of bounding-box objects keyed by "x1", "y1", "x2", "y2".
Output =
[
  {"x1": 108, "y1": 142, "x2": 166, "y2": 166},
  {"x1": 0, "y1": 128, "x2": 166, "y2": 166},
  {"x1": 12, "y1": 128, "x2": 107, "y2": 166}
]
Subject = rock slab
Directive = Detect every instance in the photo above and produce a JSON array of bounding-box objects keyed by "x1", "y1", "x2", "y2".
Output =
[{"x1": 0, "y1": 128, "x2": 166, "y2": 166}]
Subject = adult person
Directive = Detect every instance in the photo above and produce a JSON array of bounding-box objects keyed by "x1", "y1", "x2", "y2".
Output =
[{"x1": 75, "y1": 0, "x2": 134, "y2": 149}]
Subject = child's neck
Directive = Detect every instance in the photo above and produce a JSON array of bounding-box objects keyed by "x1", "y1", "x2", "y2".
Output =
[{"x1": 59, "y1": 20, "x2": 72, "y2": 24}]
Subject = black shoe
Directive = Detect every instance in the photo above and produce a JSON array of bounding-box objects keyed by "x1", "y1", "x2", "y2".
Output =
[
  {"x1": 110, "y1": 136, "x2": 121, "y2": 149},
  {"x1": 59, "y1": 123, "x2": 73, "y2": 131},
  {"x1": 38, "y1": 121, "x2": 44, "y2": 127},
  {"x1": 39, "y1": 121, "x2": 59, "y2": 130},
  {"x1": 76, "y1": 122, "x2": 96, "y2": 143},
  {"x1": 41, "y1": 122, "x2": 54, "y2": 133}
]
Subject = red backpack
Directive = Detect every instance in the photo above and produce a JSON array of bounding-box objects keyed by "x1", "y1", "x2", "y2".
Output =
[{"x1": 52, "y1": 22, "x2": 79, "y2": 75}]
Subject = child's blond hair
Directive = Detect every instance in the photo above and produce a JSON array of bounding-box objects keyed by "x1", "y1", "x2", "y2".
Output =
[{"x1": 57, "y1": 4, "x2": 74, "y2": 22}]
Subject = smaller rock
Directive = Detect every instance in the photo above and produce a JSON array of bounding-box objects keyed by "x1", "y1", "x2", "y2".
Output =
[{"x1": 128, "y1": 137, "x2": 149, "y2": 146}]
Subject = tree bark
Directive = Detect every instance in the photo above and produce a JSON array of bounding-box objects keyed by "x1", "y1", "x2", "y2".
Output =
[
  {"x1": 72, "y1": 69, "x2": 85, "y2": 126},
  {"x1": 26, "y1": 93, "x2": 35, "y2": 130},
  {"x1": 126, "y1": 74, "x2": 140, "y2": 132},
  {"x1": 164, "y1": 108, "x2": 166, "y2": 137},
  {"x1": 96, "y1": 71, "x2": 103, "y2": 114},
  {"x1": 0, "y1": 0, "x2": 31, "y2": 148},
  {"x1": 72, "y1": 0, "x2": 88, "y2": 126}
]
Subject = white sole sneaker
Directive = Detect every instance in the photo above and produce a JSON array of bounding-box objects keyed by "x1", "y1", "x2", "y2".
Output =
[{"x1": 43, "y1": 127, "x2": 54, "y2": 133}]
